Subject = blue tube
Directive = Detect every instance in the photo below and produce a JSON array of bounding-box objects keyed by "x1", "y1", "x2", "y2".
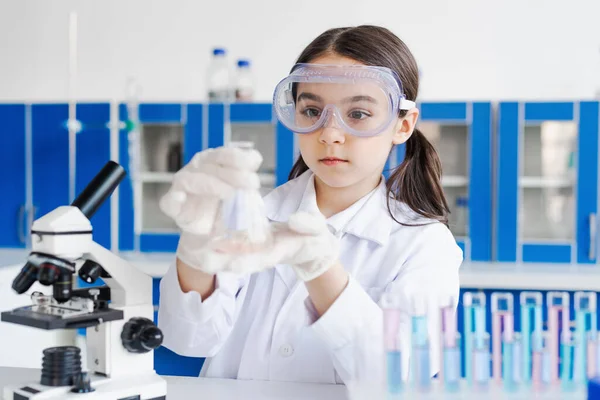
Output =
[
  {"x1": 464, "y1": 306, "x2": 473, "y2": 385},
  {"x1": 443, "y1": 347, "x2": 461, "y2": 392},
  {"x1": 561, "y1": 339, "x2": 576, "y2": 392},
  {"x1": 414, "y1": 345, "x2": 431, "y2": 391},
  {"x1": 386, "y1": 350, "x2": 402, "y2": 394},
  {"x1": 575, "y1": 312, "x2": 587, "y2": 384},
  {"x1": 542, "y1": 350, "x2": 552, "y2": 385},
  {"x1": 503, "y1": 339, "x2": 518, "y2": 392},
  {"x1": 473, "y1": 347, "x2": 490, "y2": 389}
]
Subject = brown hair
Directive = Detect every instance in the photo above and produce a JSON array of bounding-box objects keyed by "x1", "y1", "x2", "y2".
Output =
[{"x1": 287, "y1": 25, "x2": 449, "y2": 226}]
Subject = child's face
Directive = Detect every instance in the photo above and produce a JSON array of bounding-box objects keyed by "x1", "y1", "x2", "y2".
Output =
[{"x1": 296, "y1": 54, "x2": 419, "y2": 190}]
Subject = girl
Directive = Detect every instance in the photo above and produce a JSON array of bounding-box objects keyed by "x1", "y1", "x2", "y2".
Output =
[{"x1": 157, "y1": 25, "x2": 463, "y2": 384}]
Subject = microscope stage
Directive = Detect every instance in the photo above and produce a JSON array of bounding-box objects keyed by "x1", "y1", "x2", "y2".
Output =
[{"x1": 1, "y1": 306, "x2": 123, "y2": 330}]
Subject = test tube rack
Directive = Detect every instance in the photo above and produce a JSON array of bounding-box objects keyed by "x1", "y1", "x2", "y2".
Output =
[{"x1": 370, "y1": 290, "x2": 600, "y2": 400}]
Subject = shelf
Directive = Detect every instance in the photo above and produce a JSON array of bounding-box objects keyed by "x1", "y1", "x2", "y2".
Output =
[
  {"x1": 141, "y1": 228, "x2": 180, "y2": 235},
  {"x1": 442, "y1": 175, "x2": 468, "y2": 187},
  {"x1": 519, "y1": 176, "x2": 574, "y2": 189},
  {"x1": 140, "y1": 172, "x2": 175, "y2": 183}
]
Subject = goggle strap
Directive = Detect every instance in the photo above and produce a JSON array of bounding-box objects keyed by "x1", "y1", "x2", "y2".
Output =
[{"x1": 399, "y1": 98, "x2": 416, "y2": 111}]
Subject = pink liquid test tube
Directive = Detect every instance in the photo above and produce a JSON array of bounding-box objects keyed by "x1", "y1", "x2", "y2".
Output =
[
  {"x1": 381, "y1": 292, "x2": 403, "y2": 393},
  {"x1": 439, "y1": 297, "x2": 457, "y2": 383},
  {"x1": 491, "y1": 292, "x2": 514, "y2": 383},
  {"x1": 588, "y1": 332, "x2": 598, "y2": 379},
  {"x1": 547, "y1": 292, "x2": 570, "y2": 384}
]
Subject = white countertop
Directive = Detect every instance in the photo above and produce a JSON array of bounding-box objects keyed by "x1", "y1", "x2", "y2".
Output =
[
  {"x1": 0, "y1": 367, "x2": 588, "y2": 400},
  {"x1": 0, "y1": 367, "x2": 347, "y2": 400},
  {"x1": 2, "y1": 248, "x2": 600, "y2": 291}
]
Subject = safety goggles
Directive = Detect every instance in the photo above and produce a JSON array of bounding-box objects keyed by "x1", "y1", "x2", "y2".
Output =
[{"x1": 273, "y1": 63, "x2": 416, "y2": 137}]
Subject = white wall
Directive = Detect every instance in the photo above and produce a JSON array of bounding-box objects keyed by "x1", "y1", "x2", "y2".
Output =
[{"x1": 1, "y1": 0, "x2": 599, "y2": 103}]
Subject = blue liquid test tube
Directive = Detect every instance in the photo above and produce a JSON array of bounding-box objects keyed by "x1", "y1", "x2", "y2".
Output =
[
  {"x1": 411, "y1": 314, "x2": 430, "y2": 391},
  {"x1": 561, "y1": 330, "x2": 577, "y2": 392},
  {"x1": 503, "y1": 332, "x2": 522, "y2": 392},
  {"x1": 574, "y1": 291, "x2": 597, "y2": 384},
  {"x1": 381, "y1": 293, "x2": 403, "y2": 394},
  {"x1": 410, "y1": 296, "x2": 430, "y2": 392},
  {"x1": 443, "y1": 333, "x2": 462, "y2": 392},
  {"x1": 463, "y1": 292, "x2": 486, "y2": 385},
  {"x1": 520, "y1": 291, "x2": 543, "y2": 384},
  {"x1": 472, "y1": 332, "x2": 491, "y2": 391}
]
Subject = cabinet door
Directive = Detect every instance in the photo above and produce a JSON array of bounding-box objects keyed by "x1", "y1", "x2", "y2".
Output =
[
  {"x1": 496, "y1": 101, "x2": 598, "y2": 263},
  {"x1": 31, "y1": 104, "x2": 113, "y2": 249},
  {"x1": 75, "y1": 104, "x2": 112, "y2": 250},
  {"x1": 417, "y1": 102, "x2": 493, "y2": 262},
  {"x1": 208, "y1": 103, "x2": 296, "y2": 189},
  {"x1": 0, "y1": 104, "x2": 27, "y2": 248},
  {"x1": 31, "y1": 104, "x2": 70, "y2": 225},
  {"x1": 119, "y1": 103, "x2": 193, "y2": 253}
]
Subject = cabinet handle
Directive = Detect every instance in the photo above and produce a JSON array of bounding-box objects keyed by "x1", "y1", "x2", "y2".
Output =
[
  {"x1": 17, "y1": 205, "x2": 26, "y2": 244},
  {"x1": 589, "y1": 213, "x2": 597, "y2": 261}
]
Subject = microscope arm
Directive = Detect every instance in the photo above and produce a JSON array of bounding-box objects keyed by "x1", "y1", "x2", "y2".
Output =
[{"x1": 83, "y1": 242, "x2": 153, "y2": 309}]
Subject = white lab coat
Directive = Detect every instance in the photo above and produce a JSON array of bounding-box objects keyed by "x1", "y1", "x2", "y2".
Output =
[{"x1": 157, "y1": 170, "x2": 463, "y2": 384}]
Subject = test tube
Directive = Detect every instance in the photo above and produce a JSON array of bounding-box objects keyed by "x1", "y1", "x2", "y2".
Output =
[
  {"x1": 440, "y1": 298, "x2": 460, "y2": 392},
  {"x1": 588, "y1": 332, "x2": 598, "y2": 379},
  {"x1": 491, "y1": 292, "x2": 514, "y2": 383},
  {"x1": 520, "y1": 291, "x2": 543, "y2": 384},
  {"x1": 381, "y1": 293, "x2": 403, "y2": 394},
  {"x1": 547, "y1": 291, "x2": 570, "y2": 383},
  {"x1": 463, "y1": 292, "x2": 487, "y2": 385},
  {"x1": 411, "y1": 297, "x2": 430, "y2": 392},
  {"x1": 560, "y1": 329, "x2": 577, "y2": 392},
  {"x1": 531, "y1": 331, "x2": 552, "y2": 392},
  {"x1": 503, "y1": 332, "x2": 522, "y2": 392},
  {"x1": 472, "y1": 332, "x2": 491, "y2": 391},
  {"x1": 574, "y1": 292, "x2": 597, "y2": 384}
]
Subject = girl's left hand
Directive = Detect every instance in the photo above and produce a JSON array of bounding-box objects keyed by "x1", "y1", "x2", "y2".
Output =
[{"x1": 195, "y1": 211, "x2": 341, "y2": 282}]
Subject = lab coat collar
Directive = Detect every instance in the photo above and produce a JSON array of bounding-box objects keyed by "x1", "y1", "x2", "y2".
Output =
[{"x1": 265, "y1": 170, "x2": 394, "y2": 246}]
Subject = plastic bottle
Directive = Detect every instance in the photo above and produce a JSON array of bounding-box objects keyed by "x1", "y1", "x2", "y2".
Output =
[
  {"x1": 206, "y1": 48, "x2": 233, "y2": 102},
  {"x1": 235, "y1": 59, "x2": 255, "y2": 102}
]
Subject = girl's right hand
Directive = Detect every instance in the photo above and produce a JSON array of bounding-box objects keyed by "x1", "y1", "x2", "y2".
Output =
[{"x1": 159, "y1": 146, "x2": 263, "y2": 271}]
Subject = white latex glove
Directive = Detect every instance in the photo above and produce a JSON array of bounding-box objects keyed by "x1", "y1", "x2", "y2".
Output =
[
  {"x1": 197, "y1": 211, "x2": 341, "y2": 282},
  {"x1": 159, "y1": 146, "x2": 263, "y2": 271}
]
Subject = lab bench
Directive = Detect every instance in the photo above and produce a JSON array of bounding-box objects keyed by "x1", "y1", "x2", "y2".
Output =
[
  {"x1": 0, "y1": 366, "x2": 590, "y2": 399},
  {"x1": 3, "y1": 248, "x2": 600, "y2": 377}
]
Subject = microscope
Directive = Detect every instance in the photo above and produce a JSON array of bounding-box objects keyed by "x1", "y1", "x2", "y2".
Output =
[{"x1": 1, "y1": 161, "x2": 167, "y2": 399}]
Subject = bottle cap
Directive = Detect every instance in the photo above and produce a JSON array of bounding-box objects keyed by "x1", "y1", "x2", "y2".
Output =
[
  {"x1": 237, "y1": 59, "x2": 250, "y2": 68},
  {"x1": 213, "y1": 48, "x2": 226, "y2": 56}
]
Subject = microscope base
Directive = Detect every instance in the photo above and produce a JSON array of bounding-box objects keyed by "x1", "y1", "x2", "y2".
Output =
[{"x1": 3, "y1": 371, "x2": 167, "y2": 399}]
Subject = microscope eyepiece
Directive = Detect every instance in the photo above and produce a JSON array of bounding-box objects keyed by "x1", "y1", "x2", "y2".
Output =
[
  {"x1": 71, "y1": 161, "x2": 126, "y2": 219},
  {"x1": 11, "y1": 262, "x2": 39, "y2": 294}
]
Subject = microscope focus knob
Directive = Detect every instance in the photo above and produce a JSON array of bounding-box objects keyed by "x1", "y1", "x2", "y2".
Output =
[{"x1": 121, "y1": 317, "x2": 164, "y2": 353}]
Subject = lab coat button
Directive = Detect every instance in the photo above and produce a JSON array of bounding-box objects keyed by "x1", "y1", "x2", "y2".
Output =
[{"x1": 279, "y1": 344, "x2": 294, "y2": 357}]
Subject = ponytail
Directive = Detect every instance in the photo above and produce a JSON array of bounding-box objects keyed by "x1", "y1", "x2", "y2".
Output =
[
  {"x1": 387, "y1": 128, "x2": 450, "y2": 226},
  {"x1": 288, "y1": 128, "x2": 449, "y2": 226},
  {"x1": 288, "y1": 155, "x2": 310, "y2": 181}
]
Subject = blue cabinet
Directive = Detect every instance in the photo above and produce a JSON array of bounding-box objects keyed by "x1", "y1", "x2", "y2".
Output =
[
  {"x1": 0, "y1": 105, "x2": 28, "y2": 248},
  {"x1": 118, "y1": 103, "x2": 203, "y2": 253},
  {"x1": 496, "y1": 101, "x2": 599, "y2": 264},
  {"x1": 30, "y1": 103, "x2": 113, "y2": 250},
  {"x1": 207, "y1": 103, "x2": 295, "y2": 188},
  {"x1": 412, "y1": 102, "x2": 493, "y2": 262}
]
